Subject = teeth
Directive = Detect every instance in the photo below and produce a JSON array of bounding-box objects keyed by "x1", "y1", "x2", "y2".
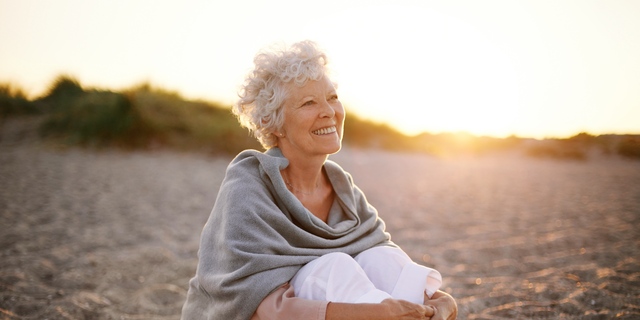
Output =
[{"x1": 313, "y1": 126, "x2": 336, "y2": 135}]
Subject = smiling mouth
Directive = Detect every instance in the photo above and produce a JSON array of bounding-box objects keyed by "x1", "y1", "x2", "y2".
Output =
[{"x1": 312, "y1": 126, "x2": 337, "y2": 135}]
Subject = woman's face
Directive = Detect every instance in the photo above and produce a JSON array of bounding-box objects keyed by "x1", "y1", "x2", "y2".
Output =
[{"x1": 276, "y1": 75, "x2": 345, "y2": 158}]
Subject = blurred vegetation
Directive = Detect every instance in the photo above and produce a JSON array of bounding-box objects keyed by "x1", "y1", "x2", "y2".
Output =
[
  {"x1": 526, "y1": 133, "x2": 594, "y2": 160},
  {"x1": 0, "y1": 83, "x2": 41, "y2": 117},
  {"x1": 524, "y1": 132, "x2": 640, "y2": 160},
  {"x1": 39, "y1": 76, "x2": 139, "y2": 146},
  {"x1": 344, "y1": 117, "x2": 415, "y2": 151},
  {"x1": 124, "y1": 83, "x2": 259, "y2": 153},
  {"x1": 1, "y1": 75, "x2": 639, "y2": 159},
  {"x1": 344, "y1": 118, "x2": 523, "y2": 156},
  {"x1": 3, "y1": 75, "x2": 260, "y2": 153},
  {"x1": 617, "y1": 136, "x2": 640, "y2": 159},
  {"x1": 413, "y1": 132, "x2": 523, "y2": 156}
]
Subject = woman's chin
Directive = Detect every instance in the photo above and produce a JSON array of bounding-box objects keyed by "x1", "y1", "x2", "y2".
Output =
[
  {"x1": 326, "y1": 147, "x2": 341, "y2": 155},
  {"x1": 324, "y1": 142, "x2": 342, "y2": 155},
  {"x1": 323, "y1": 137, "x2": 342, "y2": 152}
]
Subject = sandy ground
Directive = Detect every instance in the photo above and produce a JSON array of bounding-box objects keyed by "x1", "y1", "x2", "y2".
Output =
[{"x1": 1, "y1": 117, "x2": 639, "y2": 319}]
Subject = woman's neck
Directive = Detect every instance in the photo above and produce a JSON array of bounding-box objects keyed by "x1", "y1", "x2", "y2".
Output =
[
  {"x1": 278, "y1": 149, "x2": 335, "y2": 222},
  {"x1": 280, "y1": 152, "x2": 328, "y2": 196},
  {"x1": 282, "y1": 165, "x2": 325, "y2": 195}
]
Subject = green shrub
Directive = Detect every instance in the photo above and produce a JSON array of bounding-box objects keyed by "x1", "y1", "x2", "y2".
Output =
[
  {"x1": 40, "y1": 75, "x2": 85, "y2": 109},
  {"x1": 126, "y1": 84, "x2": 260, "y2": 153},
  {"x1": 0, "y1": 83, "x2": 39, "y2": 117},
  {"x1": 40, "y1": 90, "x2": 138, "y2": 146}
]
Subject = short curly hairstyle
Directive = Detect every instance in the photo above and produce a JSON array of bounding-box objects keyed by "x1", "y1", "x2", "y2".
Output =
[{"x1": 233, "y1": 40, "x2": 330, "y2": 149}]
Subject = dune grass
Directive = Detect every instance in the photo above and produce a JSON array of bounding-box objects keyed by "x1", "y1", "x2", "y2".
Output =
[
  {"x1": 40, "y1": 87, "x2": 136, "y2": 146},
  {"x1": 2, "y1": 75, "x2": 639, "y2": 159},
  {"x1": 28, "y1": 75, "x2": 259, "y2": 153},
  {"x1": 0, "y1": 83, "x2": 40, "y2": 117},
  {"x1": 125, "y1": 83, "x2": 259, "y2": 153}
]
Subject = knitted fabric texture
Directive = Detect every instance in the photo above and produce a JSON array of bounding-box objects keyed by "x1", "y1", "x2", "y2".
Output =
[{"x1": 181, "y1": 148, "x2": 394, "y2": 320}]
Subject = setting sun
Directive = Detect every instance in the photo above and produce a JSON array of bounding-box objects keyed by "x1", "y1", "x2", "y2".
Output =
[
  {"x1": 1, "y1": 0, "x2": 638, "y2": 139},
  {"x1": 298, "y1": 5, "x2": 521, "y2": 137}
]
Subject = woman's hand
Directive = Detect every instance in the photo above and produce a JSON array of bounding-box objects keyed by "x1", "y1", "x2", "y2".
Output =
[
  {"x1": 380, "y1": 298, "x2": 436, "y2": 319},
  {"x1": 326, "y1": 299, "x2": 435, "y2": 319},
  {"x1": 423, "y1": 290, "x2": 458, "y2": 320}
]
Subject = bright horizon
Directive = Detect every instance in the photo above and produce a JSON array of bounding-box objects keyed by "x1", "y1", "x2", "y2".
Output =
[{"x1": 1, "y1": 0, "x2": 639, "y2": 139}]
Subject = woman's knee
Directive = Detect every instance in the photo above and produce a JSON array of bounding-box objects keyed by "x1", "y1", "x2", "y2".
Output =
[
  {"x1": 317, "y1": 252, "x2": 358, "y2": 268},
  {"x1": 292, "y1": 252, "x2": 359, "y2": 285},
  {"x1": 355, "y1": 246, "x2": 411, "y2": 266}
]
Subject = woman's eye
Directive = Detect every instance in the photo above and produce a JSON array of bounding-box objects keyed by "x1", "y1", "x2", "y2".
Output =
[
  {"x1": 328, "y1": 94, "x2": 339, "y2": 101},
  {"x1": 302, "y1": 100, "x2": 315, "y2": 107}
]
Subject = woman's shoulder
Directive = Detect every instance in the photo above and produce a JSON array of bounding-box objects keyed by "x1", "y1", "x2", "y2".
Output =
[
  {"x1": 230, "y1": 148, "x2": 267, "y2": 163},
  {"x1": 229, "y1": 146, "x2": 285, "y2": 166},
  {"x1": 223, "y1": 149, "x2": 261, "y2": 179},
  {"x1": 215, "y1": 150, "x2": 274, "y2": 208},
  {"x1": 324, "y1": 159, "x2": 354, "y2": 185},
  {"x1": 223, "y1": 148, "x2": 287, "y2": 186}
]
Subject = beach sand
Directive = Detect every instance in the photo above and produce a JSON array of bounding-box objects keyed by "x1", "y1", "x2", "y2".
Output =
[{"x1": 1, "y1": 117, "x2": 639, "y2": 319}]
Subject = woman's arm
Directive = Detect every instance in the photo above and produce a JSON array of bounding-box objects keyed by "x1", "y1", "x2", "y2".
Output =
[
  {"x1": 326, "y1": 299, "x2": 435, "y2": 320},
  {"x1": 252, "y1": 284, "x2": 328, "y2": 320},
  {"x1": 253, "y1": 285, "x2": 437, "y2": 320}
]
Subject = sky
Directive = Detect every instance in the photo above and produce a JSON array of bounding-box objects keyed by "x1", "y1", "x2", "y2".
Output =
[{"x1": 1, "y1": 0, "x2": 639, "y2": 139}]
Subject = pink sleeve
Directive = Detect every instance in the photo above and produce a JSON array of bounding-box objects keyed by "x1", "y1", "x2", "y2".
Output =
[{"x1": 251, "y1": 283, "x2": 328, "y2": 320}]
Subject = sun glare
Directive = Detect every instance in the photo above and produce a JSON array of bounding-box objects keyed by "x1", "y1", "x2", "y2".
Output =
[
  {"x1": 292, "y1": 4, "x2": 521, "y2": 137},
  {"x1": 1, "y1": 0, "x2": 638, "y2": 138}
]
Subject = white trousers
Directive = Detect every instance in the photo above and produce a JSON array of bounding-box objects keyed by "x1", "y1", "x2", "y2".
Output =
[{"x1": 290, "y1": 246, "x2": 442, "y2": 304}]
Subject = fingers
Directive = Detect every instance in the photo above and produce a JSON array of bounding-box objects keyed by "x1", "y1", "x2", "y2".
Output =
[
  {"x1": 424, "y1": 292, "x2": 457, "y2": 320},
  {"x1": 423, "y1": 305, "x2": 436, "y2": 317}
]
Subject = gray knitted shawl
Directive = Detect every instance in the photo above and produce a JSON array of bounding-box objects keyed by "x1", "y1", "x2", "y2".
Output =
[{"x1": 181, "y1": 148, "x2": 394, "y2": 320}]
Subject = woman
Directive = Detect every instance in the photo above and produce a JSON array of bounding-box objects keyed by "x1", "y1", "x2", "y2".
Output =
[{"x1": 181, "y1": 41, "x2": 457, "y2": 320}]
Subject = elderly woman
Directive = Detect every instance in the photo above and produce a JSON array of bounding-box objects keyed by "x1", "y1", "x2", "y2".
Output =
[{"x1": 181, "y1": 41, "x2": 457, "y2": 320}]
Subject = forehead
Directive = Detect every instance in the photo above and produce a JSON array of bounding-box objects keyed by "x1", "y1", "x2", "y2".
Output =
[{"x1": 285, "y1": 75, "x2": 335, "y2": 99}]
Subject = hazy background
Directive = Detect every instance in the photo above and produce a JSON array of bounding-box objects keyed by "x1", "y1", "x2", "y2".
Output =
[
  {"x1": 2, "y1": 2, "x2": 639, "y2": 318},
  {"x1": 1, "y1": 0, "x2": 639, "y2": 139}
]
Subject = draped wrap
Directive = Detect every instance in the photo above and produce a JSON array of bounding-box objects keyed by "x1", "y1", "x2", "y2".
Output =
[{"x1": 181, "y1": 148, "x2": 394, "y2": 320}]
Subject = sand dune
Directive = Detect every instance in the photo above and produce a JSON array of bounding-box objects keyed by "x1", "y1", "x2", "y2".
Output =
[{"x1": 1, "y1": 118, "x2": 639, "y2": 319}]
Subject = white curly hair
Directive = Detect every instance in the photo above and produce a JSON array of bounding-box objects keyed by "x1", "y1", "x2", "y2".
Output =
[{"x1": 233, "y1": 40, "x2": 330, "y2": 149}]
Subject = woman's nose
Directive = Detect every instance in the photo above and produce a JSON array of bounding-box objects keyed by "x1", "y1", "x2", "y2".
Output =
[{"x1": 319, "y1": 100, "x2": 335, "y2": 118}]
